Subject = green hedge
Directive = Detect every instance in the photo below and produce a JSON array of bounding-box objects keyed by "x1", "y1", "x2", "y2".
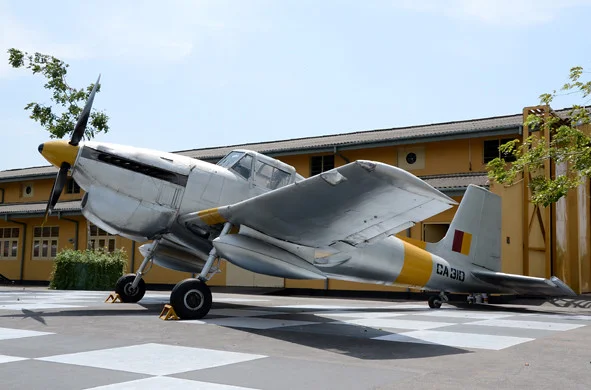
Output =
[{"x1": 49, "y1": 249, "x2": 127, "y2": 290}]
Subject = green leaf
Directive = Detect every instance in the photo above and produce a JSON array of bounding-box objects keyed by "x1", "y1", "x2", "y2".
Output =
[
  {"x1": 487, "y1": 66, "x2": 591, "y2": 206},
  {"x1": 7, "y1": 48, "x2": 109, "y2": 140}
]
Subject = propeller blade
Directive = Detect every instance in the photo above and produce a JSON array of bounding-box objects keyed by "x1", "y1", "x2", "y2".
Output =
[
  {"x1": 43, "y1": 162, "x2": 70, "y2": 222},
  {"x1": 69, "y1": 74, "x2": 101, "y2": 146}
]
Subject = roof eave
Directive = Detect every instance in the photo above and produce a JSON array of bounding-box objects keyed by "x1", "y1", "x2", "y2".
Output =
[
  {"x1": 2, "y1": 210, "x2": 82, "y2": 220},
  {"x1": 0, "y1": 174, "x2": 55, "y2": 184},
  {"x1": 187, "y1": 126, "x2": 522, "y2": 161}
]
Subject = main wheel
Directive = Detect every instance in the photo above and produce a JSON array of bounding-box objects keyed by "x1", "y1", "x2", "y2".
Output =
[
  {"x1": 428, "y1": 295, "x2": 442, "y2": 309},
  {"x1": 115, "y1": 273, "x2": 146, "y2": 303},
  {"x1": 170, "y1": 278, "x2": 212, "y2": 320}
]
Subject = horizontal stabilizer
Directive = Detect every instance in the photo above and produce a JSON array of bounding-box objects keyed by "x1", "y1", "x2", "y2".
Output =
[{"x1": 472, "y1": 270, "x2": 577, "y2": 297}]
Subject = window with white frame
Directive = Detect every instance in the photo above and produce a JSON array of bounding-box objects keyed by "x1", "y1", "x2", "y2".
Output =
[
  {"x1": 89, "y1": 224, "x2": 116, "y2": 253},
  {"x1": 0, "y1": 227, "x2": 19, "y2": 259},
  {"x1": 33, "y1": 226, "x2": 59, "y2": 259}
]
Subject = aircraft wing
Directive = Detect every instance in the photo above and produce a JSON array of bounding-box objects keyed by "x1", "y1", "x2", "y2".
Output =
[
  {"x1": 180, "y1": 160, "x2": 457, "y2": 248},
  {"x1": 472, "y1": 270, "x2": 577, "y2": 297}
]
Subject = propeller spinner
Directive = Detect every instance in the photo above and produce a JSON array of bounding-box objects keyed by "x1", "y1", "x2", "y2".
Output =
[{"x1": 38, "y1": 75, "x2": 101, "y2": 220}]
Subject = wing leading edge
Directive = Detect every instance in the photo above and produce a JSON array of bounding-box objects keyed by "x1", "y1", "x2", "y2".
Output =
[
  {"x1": 472, "y1": 270, "x2": 577, "y2": 297},
  {"x1": 180, "y1": 160, "x2": 457, "y2": 248}
]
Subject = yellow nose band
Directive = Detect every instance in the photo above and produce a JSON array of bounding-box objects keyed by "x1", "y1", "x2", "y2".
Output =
[{"x1": 38, "y1": 140, "x2": 79, "y2": 168}]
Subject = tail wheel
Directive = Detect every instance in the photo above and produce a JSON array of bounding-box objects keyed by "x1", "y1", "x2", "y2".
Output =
[
  {"x1": 170, "y1": 278, "x2": 212, "y2": 320},
  {"x1": 115, "y1": 273, "x2": 146, "y2": 303},
  {"x1": 428, "y1": 295, "x2": 442, "y2": 309}
]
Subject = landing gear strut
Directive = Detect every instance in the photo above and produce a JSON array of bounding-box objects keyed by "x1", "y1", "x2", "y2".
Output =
[
  {"x1": 169, "y1": 222, "x2": 232, "y2": 320},
  {"x1": 114, "y1": 239, "x2": 160, "y2": 303},
  {"x1": 428, "y1": 292, "x2": 448, "y2": 309},
  {"x1": 467, "y1": 293, "x2": 488, "y2": 304}
]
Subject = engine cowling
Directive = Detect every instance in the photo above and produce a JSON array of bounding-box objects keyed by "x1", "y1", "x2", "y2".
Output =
[{"x1": 81, "y1": 186, "x2": 177, "y2": 242}]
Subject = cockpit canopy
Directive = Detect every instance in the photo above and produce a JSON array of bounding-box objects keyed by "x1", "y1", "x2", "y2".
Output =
[{"x1": 217, "y1": 150, "x2": 300, "y2": 190}]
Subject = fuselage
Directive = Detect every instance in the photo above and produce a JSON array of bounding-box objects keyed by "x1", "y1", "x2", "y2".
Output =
[
  {"x1": 325, "y1": 235, "x2": 502, "y2": 293},
  {"x1": 58, "y1": 141, "x2": 484, "y2": 294}
]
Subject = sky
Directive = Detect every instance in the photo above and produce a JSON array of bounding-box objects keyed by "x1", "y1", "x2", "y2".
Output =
[{"x1": 1, "y1": 0, "x2": 591, "y2": 170}]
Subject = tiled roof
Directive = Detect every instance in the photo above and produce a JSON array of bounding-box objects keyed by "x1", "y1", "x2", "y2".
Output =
[
  {"x1": 0, "y1": 200, "x2": 81, "y2": 217},
  {"x1": 0, "y1": 166, "x2": 57, "y2": 182},
  {"x1": 421, "y1": 172, "x2": 489, "y2": 190},
  {"x1": 177, "y1": 113, "x2": 524, "y2": 160}
]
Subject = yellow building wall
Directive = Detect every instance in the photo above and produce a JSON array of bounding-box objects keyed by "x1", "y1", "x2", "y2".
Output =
[
  {"x1": 1, "y1": 131, "x2": 537, "y2": 293},
  {"x1": 277, "y1": 136, "x2": 520, "y2": 180},
  {"x1": 577, "y1": 181, "x2": 591, "y2": 293},
  {"x1": 490, "y1": 182, "x2": 524, "y2": 275},
  {"x1": 6, "y1": 216, "x2": 85, "y2": 281},
  {"x1": 0, "y1": 177, "x2": 83, "y2": 204},
  {"x1": 0, "y1": 174, "x2": 85, "y2": 281},
  {"x1": 0, "y1": 221, "x2": 25, "y2": 280}
]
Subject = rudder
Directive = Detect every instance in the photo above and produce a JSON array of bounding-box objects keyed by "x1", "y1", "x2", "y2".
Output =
[{"x1": 427, "y1": 184, "x2": 501, "y2": 271}]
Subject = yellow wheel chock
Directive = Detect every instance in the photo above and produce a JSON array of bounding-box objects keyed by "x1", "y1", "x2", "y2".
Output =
[
  {"x1": 159, "y1": 304, "x2": 179, "y2": 321},
  {"x1": 105, "y1": 293, "x2": 122, "y2": 303}
]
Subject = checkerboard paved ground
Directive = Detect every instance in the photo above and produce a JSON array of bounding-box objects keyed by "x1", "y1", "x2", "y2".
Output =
[{"x1": 1, "y1": 288, "x2": 590, "y2": 389}]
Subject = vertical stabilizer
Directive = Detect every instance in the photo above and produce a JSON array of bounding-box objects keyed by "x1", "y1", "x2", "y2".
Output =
[{"x1": 427, "y1": 184, "x2": 501, "y2": 271}]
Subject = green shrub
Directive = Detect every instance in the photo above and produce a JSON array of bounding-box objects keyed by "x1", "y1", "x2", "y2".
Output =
[{"x1": 49, "y1": 249, "x2": 127, "y2": 290}]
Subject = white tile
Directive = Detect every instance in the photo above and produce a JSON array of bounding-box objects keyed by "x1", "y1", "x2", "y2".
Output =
[
  {"x1": 0, "y1": 355, "x2": 28, "y2": 364},
  {"x1": 142, "y1": 293, "x2": 169, "y2": 298},
  {"x1": 470, "y1": 319, "x2": 585, "y2": 331},
  {"x1": 521, "y1": 313, "x2": 591, "y2": 321},
  {"x1": 314, "y1": 311, "x2": 407, "y2": 320},
  {"x1": 0, "y1": 299, "x2": 89, "y2": 304},
  {"x1": 209, "y1": 309, "x2": 284, "y2": 317},
  {"x1": 337, "y1": 318, "x2": 454, "y2": 330},
  {"x1": 192, "y1": 317, "x2": 316, "y2": 330},
  {"x1": 37, "y1": 343, "x2": 266, "y2": 375},
  {"x1": 0, "y1": 327, "x2": 53, "y2": 340},
  {"x1": 0, "y1": 303, "x2": 83, "y2": 310},
  {"x1": 412, "y1": 310, "x2": 513, "y2": 319},
  {"x1": 374, "y1": 330, "x2": 534, "y2": 350},
  {"x1": 378, "y1": 304, "x2": 432, "y2": 310},
  {"x1": 215, "y1": 298, "x2": 269, "y2": 303},
  {"x1": 275, "y1": 304, "x2": 361, "y2": 310},
  {"x1": 85, "y1": 377, "x2": 259, "y2": 390}
]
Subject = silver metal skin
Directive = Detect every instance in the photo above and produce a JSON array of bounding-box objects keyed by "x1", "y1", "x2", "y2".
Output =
[{"x1": 67, "y1": 140, "x2": 575, "y2": 305}]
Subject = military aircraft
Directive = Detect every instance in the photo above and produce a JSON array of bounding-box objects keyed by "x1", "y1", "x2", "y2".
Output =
[{"x1": 37, "y1": 77, "x2": 576, "y2": 319}]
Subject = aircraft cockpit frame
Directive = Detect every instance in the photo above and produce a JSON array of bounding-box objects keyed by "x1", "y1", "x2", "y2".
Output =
[{"x1": 217, "y1": 149, "x2": 301, "y2": 191}]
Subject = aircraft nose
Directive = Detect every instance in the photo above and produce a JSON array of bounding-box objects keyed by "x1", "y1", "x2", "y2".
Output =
[{"x1": 38, "y1": 140, "x2": 80, "y2": 168}]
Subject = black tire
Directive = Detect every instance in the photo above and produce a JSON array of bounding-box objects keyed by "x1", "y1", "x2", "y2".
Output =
[
  {"x1": 428, "y1": 295, "x2": 442, "y2": 309},
  {"x1": 170, "y1": 278, "x2": 212, "y2": 320},
  {"x1": 115, "y1": 273, "x2": 146, "y2": 303}
]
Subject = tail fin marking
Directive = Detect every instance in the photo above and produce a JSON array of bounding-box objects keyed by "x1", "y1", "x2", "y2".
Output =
[{"x1": 427, "y1": 184, "x2": 501, "y2": 272}]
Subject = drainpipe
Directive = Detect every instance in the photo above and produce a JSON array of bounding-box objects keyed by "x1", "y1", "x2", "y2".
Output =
[
  {"x1": 59, "y1": 214, "x2": 79, "y2": 250},
  {"x1": 7, "y1": 217, "x2": 27, "y2": 283},
  {"x1": 334, "y1": 146, "x2": 350, "y2": 164}
]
